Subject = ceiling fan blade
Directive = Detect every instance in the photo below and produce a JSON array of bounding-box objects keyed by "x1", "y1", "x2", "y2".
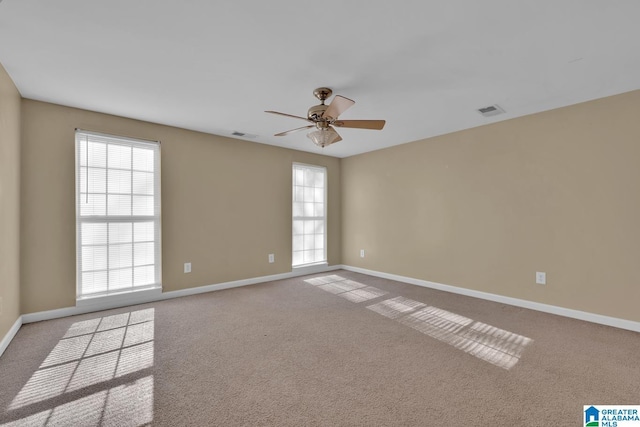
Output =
[
  {"x1": 323, "y1": 95, "x2": 355, "y2": 120},
  {"x1": 274, "y1": 125, "x2": 315, "y2": 136},
  {"x1": 265, "y1": 110, "x2": 311, "y2": 122},
  {"x1": 332, "y1": 119, "x2": 386, "y2": 130}
]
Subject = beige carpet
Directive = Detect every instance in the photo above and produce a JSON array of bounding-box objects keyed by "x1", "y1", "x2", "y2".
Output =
[{"x1": 1, "y1": 270, "x2": 639, "y2": 426}]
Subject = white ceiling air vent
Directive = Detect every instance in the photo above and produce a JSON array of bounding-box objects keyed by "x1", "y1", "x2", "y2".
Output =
[
  {"x1": 231, "y1": 131, "x2": 258, "y2": 139},
  {"x1": 477, "y1": 104, "x2": 505, "y2": 117}
]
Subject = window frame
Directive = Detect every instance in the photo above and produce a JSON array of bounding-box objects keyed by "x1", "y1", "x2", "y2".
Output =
[
  {"x1": 75, "y1": 129, "x2": 162, "y2": 301},
  {"x1": 292, "y1": 162, "x2": 327, "y2": 268}
]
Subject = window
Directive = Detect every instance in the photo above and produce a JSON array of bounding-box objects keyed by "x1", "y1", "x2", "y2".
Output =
[
  {"x1": 75, "y1": 130, "x2": 161, "y2": 299},
  {"x1": 292, "y1": 163, "x2": 326, "y2": 267}
]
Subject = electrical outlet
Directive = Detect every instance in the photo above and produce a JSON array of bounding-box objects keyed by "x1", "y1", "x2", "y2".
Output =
[
  {"x1": 536, "y1": 272, "x2": 546, "y2": 285},
  {"x1": 360, "y1": 249, "x2": 365, "y2": 258},
  {"x1": 268, "y1": 254, "x2": 275, "y2": 263},
  {"x1": 184, "y1": 262, "x2": 191, "y2": 273}
]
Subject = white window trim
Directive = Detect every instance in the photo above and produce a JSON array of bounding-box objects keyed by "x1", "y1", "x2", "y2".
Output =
[
  {"x1": 292, "y1": 262, "x2": 329, "y2": 276},
  {"x1": 76, "y1": 287, "x2": 162, "y2": 308},
  {"x1": 292, "y1": 162, "x2": 327, "y2": 267},
  {"x1": 75, "y1": 129, "x2": 162, "y2": 301}
]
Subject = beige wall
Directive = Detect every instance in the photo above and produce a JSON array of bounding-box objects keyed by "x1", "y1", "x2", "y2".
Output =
[
  {"x1": 342, "y1": 90, "x2": 640, "y2": 322},
  {"x1": 20, "y1": 100, "x2": 341, "y2": 314},
  {"x1": 13, "y1": 87, "x2": 640, "y2": 323},
  {"x1": 0, "y1": 63, "x2": 21, "y2": 338}
]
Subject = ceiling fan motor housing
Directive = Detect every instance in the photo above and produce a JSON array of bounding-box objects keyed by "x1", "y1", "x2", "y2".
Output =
[
  {"x1": 307, "y1": 104, "x2": 328, "y2": 121},
  {"x1": 309, "y1": 87, "x2": 332, "y2": 120}
]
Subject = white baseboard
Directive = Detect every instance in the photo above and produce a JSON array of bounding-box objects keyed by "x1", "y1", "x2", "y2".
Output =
[
  {"x1": 341, "y1": 265, "x2": 640, "y2": 333},
  {"x1": 21, "y1": 264, "x2": 342, "y2": 325},
  {"x1": 0, "y1": 316, "x2": 23, "y2": 358},
  {"x1": 10, "y1": 262, "x2": 636, "y2": 357}
]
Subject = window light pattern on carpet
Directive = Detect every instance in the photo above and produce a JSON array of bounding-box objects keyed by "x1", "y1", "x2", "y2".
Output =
[
  {"x1": 305, "y1": 275, "x2": 533, "y2": 370},
  {"x1": 4, "y1": 309, "x2": 155, "y2": 426}
]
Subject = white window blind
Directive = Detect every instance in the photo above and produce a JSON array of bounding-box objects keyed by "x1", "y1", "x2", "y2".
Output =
[
  {"x1": 75, "y1": 130, "x2": 161, "y2": 299},
  {"x1": 292, "y1": 163, "x2": 326, "y2": 267}
]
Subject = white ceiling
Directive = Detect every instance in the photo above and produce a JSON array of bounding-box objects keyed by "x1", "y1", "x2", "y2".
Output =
[{"x1": 1, "y1": 1, "x2": 640, "y2": 158}]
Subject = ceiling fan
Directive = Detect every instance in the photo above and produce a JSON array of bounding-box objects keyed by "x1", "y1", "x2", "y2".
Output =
[{"x1": 265, "y1": 87, "x2": 386, "y2": 148}]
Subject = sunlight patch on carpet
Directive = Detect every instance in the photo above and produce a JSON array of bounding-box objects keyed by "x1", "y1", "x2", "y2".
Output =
[
  {"x1": 2, "y1": 376, "x2": 153, "y2": 427},
  {"x1": 307, "y1": 276, "x2": 388, "y2": 303},
  {"x1": 305, "y1": 275, "x2": 533, "y2": 370},
  {"x1": 5, "y1": 308, "x2": 155, "y2": 426},
  {"x1": 367, "y1": 297, "x2": 427, "y2": 319},
  {"x1": 318, "y1": 279, "x2": 365, "y2": 294},
  {"x1": 450, "y1": 321, "x2": 533, "y2": 369},
  {"x1": 338, "y1": 286, "x2": 388, "y2": 303},
  {"x1": 399, "y1": 306, "x2": 473, "y2": 342},
  {"x1": 304, "y1": 275, "x2": 347, "y2": 286}
]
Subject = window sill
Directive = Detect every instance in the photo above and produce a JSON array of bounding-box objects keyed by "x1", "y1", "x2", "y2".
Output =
[
  {"x1": 76, "y1": 286, "x2": 162, "y2": 308},
  {"x1": 292, "y1": 262, "x2": 329, "y2": 275}
]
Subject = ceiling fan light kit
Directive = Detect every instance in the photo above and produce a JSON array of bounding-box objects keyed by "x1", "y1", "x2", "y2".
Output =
[
  {"x1": 266, "y1": 87, "x2": 386, "y2": 148},
  {"x1": 307, "y1": 128, "x2": 341, "y2": 147}
]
